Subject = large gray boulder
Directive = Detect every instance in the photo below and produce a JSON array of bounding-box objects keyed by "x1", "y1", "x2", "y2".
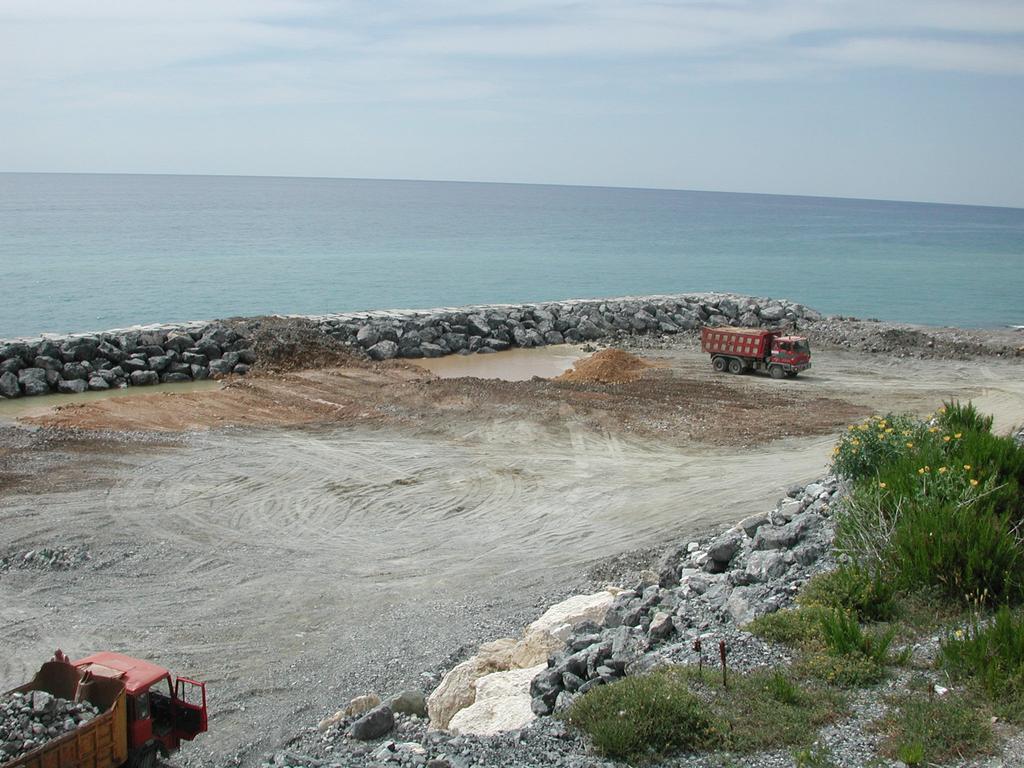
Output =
[
  {"x1": 706, "y1": 531, "x2": 743, "y2": 566},
  {"x1": 96, "y1": 340, "x2": 126, "y2": 362},
  {"x1": 57, "y1": 378, "x2": 88, "y2": 394},
  {"x1": 0, "y1": 371, "x2": 20, "y2": 398},
  {"x1": 367, "y1": 340, "x2": 399, "y2": 361},
  {"x1": 349, "y1": 705, "x2": 394, "y2": 740},
  {"x1": 148, "y1": 355, "x2": 171, "y2": 373},
  {"x1": 33, "y1": 355, "x2": 63, "y2": 372},
  {"x1": 356, "y1": 325, "x2": 380, "y2": 348},
  {"x1": 1, "y1": 357, "x2": 24, "y2": 375},
  {"x1": 18, "y1": 368, "x2": 50, "y2": 396},
  {"x1": 130, "y1": 370, "x2": 159, "y2": 386}
]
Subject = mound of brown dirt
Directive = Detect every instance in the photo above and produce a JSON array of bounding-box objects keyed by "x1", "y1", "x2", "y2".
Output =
[{"x1": 556, "y1": 349, "x2": 653, "y2": 384}]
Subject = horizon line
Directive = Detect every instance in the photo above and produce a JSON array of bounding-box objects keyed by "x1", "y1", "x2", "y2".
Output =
[{"x1": 1, "y1": 169, "x2": 1021, "y2": 212}]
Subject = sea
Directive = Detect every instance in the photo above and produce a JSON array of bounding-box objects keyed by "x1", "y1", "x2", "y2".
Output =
[{"x1": 1, "y1": 172, "x2": 1022, "y2": 339}]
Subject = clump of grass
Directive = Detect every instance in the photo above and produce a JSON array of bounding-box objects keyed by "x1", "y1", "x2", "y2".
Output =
[
  {"x1": 697, "y1": 668, "x2": 844, "y2": 753},
  {"x1": 875, "y1": 692, "x2": 995, "y2": 765},
  {"x1": 939, "y1": 606, "x2": 1024, "y2": 721},
  {"x1": 749, "y1": 605, "x2": 900, "y2": 686},
  {"x1": 747, "y1": 605, "x2": 828, "y2": 648},
  {"x1": 799, "y1": 564, "x2": 897, "y2": 622},
  {"x1": 562, "y1": 670, "x2": 713, "y2": 761},
  {"x1": 818, "y1": 608, "x2": 895, "y2": 663},
  {"x1": 563, "y1": 667, "x2": 844, "y2": 762},
  {"x1": 792, "y1": 744, "x2": 838, "y2": 768}
]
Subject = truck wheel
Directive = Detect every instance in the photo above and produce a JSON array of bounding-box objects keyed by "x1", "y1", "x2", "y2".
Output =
[
  {"x1": 712, "y1": 356, "x2": 727, "y2": 373},
  {"x1": 786, "y1": 371, "x2": 799, "y2": 378},
  {"x1": 130, "y1": 746, "x2": 158, "y2": 768},
  {"x1": 727, "y1": 358, "x2": 744, "y2": 375},
  {"x1": 769, "y1": 365, "x2": 785, "y2": 380}
]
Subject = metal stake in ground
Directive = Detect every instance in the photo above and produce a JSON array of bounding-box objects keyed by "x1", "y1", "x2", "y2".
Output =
[
  {"x1": 693, "y1": 638, "x2": 703, "y2": 673},
  {"x1": 719, "y1": 640, "x2": 728, "y2": 689}
]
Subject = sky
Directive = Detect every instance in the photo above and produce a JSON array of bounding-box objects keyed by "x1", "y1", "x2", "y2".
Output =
[{"x1": 1, "y1": 0, "x2": 1023, "y2": 208}]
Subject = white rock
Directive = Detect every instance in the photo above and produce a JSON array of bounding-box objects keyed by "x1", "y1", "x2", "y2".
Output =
[
  {"x1": 509, "y1": 628, "x2": 564, "y2": 669},
  {"x1": 447, "y1": 664, "x2": 547, "y2": 737},
  {"x1": 527, "y1": 590, "x2": 616, "y2": 642},
  {"x1": 427, "y1": 638, "x2": 517, "y2": 729}
]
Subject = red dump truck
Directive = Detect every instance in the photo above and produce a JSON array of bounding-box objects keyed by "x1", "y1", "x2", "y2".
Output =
[
  {"x1": 701, "y1": 326, "x2": 811, "y2": 379},
  {"x1": 2, "y1": 651, "x2": 207, "y2": 768}
]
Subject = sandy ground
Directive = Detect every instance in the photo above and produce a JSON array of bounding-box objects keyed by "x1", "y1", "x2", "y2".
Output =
[{"x1": 1, "y1": 345, "x2": 1022, "y2": 766}]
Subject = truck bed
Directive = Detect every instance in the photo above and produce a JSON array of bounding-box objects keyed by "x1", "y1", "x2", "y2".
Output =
[{"x1": 3, "y1": 662, "x2": 127, "y2": 768}]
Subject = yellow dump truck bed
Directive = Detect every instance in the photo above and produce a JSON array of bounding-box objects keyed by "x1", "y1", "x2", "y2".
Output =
[{"x1": 2, "y1": 660, "x2": 127, "y2": 768}]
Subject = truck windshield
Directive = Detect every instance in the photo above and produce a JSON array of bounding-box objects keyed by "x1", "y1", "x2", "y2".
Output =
[{"x1": 795, "y1": 340, "x2": 810, "y2": 354}]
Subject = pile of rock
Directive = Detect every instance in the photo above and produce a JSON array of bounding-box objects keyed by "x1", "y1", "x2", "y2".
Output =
[
  {"x1": 530, "y1": 478, "x2": 839, "y2": 716},
  {"x1": 0, "y1": 323, "x2": 255, "y2": 398},
  {"x1": 319, "y1": 294, "x2": 820, "y2": 362},
  {"x1": 0, "y1": 546, "x2": 90, "y2": 572},
  {"x1": 264, "y1": 478, "x2": 842, "y2": 768},
  {"x1": 0, "y1": 690, "x2": 99, "y2": 762}
]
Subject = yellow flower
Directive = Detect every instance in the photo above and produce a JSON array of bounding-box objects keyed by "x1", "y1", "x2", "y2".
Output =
[
  {"x1": 963, "y1": 464, "x2": 971, "y2": 471},
  {"x1": 970, "y1": 478, "x2": 979, "y2": 487},
  {"x1": 859, "y1": 424, "x2": 868, "y2": 432},
  {"x1": 879, "y1": 434, "x2": 886, "y2": 440},
  {"x1": 879, "y1": 482, "x2": 887, "y2": 489},
  {"x1": 848, "y1": 424, "x2": 856, "y2": 431},
  {"x1": 939, "y1": 407, "x2": 947, "y2": 414},
  {"x1": 851, "y1": 438, "x2": 860, "y2": 446},
  {"x1": 939, "y1": 466, "x2": 947, "y2": 473},
  {"x1": 902, "y1": 430, "x2": 911, "y2": 436},
  {"x1": 954, "y1": 629, "x2": 965, "y2": 640},
  {"x1": 885, "y1": 427, "x2": 894, "y2": 434},
  {"x1": 943, "y1": 435, "x2": 951, "y2": 442},
  {"x1": 929, "y1": 426, "x2": 939, "y2": 433},
  {"x1": 906, "y1": 442, "x2": 914, "y2": 448},
  {"x1": 918, "y1": 467, "x2": 926, "y2": 475},
  {"x1": 954, "y1": 433, "x2": 962, "y2": 439}
]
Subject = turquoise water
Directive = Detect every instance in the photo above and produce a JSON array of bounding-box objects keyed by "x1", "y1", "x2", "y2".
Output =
[{"x1": 1, "y1": 172, "x2": 1022, "y2": 338}]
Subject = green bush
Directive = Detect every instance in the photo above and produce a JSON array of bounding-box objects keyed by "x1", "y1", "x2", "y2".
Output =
[
  {"x1": 564, "y1": 667, "x2": 845, "y2": 761},
  {"x1": 563, "y1": 671, "x2": 713, "y2": 761},
  {"x1": 886, "y1": 497, "x2": 1022, "y2": 604},
  {"x1": 939, "y1": 606, "x2": 1024, "y2": 721},
  {"x1": 938, "y1": 400, "x2": 993, "y2": 435},
  {"x1": 747, "y1": 606, "x2": 828, "y2": 648},
  {"x1": 832, "y1": 402, "x2": 1024, "y2": 607},
  {"x1": 679, "y1": 668, "x2": 845, "y2": 754},
  {"x1": 798, "y1": 650, "x2": 888, "y2": 687},
  {"x1": 876, "y1": 693, "x2": 995, "y2": 765},
  {"x1": 818, "y1": 609, "x2": 894, "y2": 663},
  {"x1": 799, "y1": 565, "x2": 897, "y2": 622},
  {"x1": 831, "y1": 412, "x2": 931, "y2": 483}
]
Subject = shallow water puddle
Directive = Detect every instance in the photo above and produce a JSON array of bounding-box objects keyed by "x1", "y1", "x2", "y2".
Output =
[
  {"x1": 411, "y1": 344, "x2": 585, "y2": 381},
  {"x1": 0, "y1": 379, "x2": 223, "y2": 421}
]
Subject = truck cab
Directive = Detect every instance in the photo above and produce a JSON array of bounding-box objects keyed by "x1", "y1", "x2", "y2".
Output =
[
  {"x1": 74, "y1": 652, "x2": 207, "y2": 766},
  {"x1": 769, "y1": 336, "x2": 811, "y2": 377}
]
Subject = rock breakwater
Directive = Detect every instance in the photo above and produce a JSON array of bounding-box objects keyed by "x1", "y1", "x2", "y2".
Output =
[{"x1": 0, "y1": 293, "x2": 819, "y2": 399}]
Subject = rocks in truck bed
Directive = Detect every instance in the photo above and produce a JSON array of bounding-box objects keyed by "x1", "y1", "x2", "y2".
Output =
[{"x1": 0, "y1": 690, "x2": 100, "y2": 763}]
